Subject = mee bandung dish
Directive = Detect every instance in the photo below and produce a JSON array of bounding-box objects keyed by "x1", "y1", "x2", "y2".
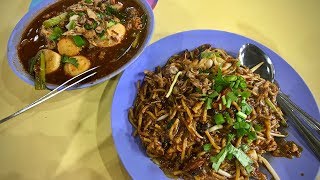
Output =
[
  {"x1": 18, "y1": 0, "x2": 148, "y2": 89},
  {"x1": 129, "y1": 44, "x2": 302, "y2": 179}
]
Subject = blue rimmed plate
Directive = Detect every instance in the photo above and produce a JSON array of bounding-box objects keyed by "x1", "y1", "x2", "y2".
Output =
[{"x1": 111, "y1": 30, "x2": 320, "y2": 180}]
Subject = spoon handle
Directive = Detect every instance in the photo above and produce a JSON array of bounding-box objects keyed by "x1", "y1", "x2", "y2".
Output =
[
  {"x1": 277, "y1": 96, "x2": 320, "y2": 160},
  {"x1": 278, "y1": 92, "x2": 320, "y2": 135}
]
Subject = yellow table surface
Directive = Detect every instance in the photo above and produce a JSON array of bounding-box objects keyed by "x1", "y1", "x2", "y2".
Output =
[{"x1": 0, "y1": 0, "x2": 319, "y2": 179}]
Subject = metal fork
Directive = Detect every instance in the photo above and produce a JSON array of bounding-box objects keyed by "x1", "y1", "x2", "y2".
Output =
[{"x1": 0, "y1": 66, "x2": 99, "y2": 124}]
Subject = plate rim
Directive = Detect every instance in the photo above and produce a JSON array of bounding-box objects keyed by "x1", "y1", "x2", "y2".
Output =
[{"x1": 111, "y1": 29, "x2": 320, "y2": 179}]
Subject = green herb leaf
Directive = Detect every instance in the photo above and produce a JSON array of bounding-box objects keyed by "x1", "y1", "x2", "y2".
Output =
[
  {"x1": 203, "y1": 143, "x2": 212, "y2": 152},
  {"x1": 72, "y1": 35, "x2": 86, "y2": 47},
  {"x1": 210, "y1": 144, "x2": 230, "y2": 171},
  {"x1": 48, "y1": 26, "x2": 63, "y2": 41},
  {"x1": 234, "y1": 121, "x2": 250, "y2": 130},
  {"x1": 84, "y1": 0, "x2": 93, "y2": 3},
  {"x1": 107, "y1": 20, "x2": 117, "y2": 27},
  {"x1": 61, "y1": 55, "x2": 79, "y2": 67},
  {"x1": 228, "y1": 144, "x2": 253, "y2": 171}
]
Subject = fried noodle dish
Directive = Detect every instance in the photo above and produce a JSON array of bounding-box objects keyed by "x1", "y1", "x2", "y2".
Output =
[{"x1": 129, "y1": 44, "x2": 302, "y2": 179}]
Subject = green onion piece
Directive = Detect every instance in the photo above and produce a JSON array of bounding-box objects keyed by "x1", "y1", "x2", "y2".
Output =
[
  {"x1": 236, "y1": 61, "x2": 241, "y2": 67},
  {"x1": 165, "y1": 71, "x2": 182, "y2": 98},
  {"x1": 48, "y1": 26, "x2": 63, "y2": 41},
  {"x1": 226, "y1": 153, "x2": 233, "y2": 160},
  {"x1": 224, "y1": 75, "x2": 237, "y2": 82},
  {"x1": 218, "y1": 103, "x2": 222, "y2": 110},
  {"x1": 107, "y1": 20, "x2": 117, "y2": 27},
  {"x1": 132, "y1": 32, "x2": 141, "y2": 48},
  {"x1": 224, "y1": 112, "x2": 233, "y2": 125},
  {"x1": 214, "y1": 113, "x2": 225, "y2": 125},
  {"x1": 208, "y1": 91, "x2": 219, "y2": 98},
  {"x1": 227, "y1": 133, "x2": 235, "y2": 143},
  {"x1": 85, "y1": 0, "x2": 93, "y2": 3},
  {"x1": 233, "y1": 121, "x2": 250, "y2": 130},
  {"x1": 265, "y1": 97, "x2": 286, "y2": 125},
  {"x1": 200, "y1": 51, "x2": 214, "y2": 59},
  {"x1": 221, "y1": 95, "x2": 226, "y2": 105},
  {"x1": 210, "y1": 144, "x2": 230, "y2": 171},
  {"x1": 247, "y1": 131, "x2": 257, "y2": 140},
  {"x1": 229, "y1": 81, "x2": 235, "y2": 88},
  {"x1": 226, "y1": 99, "x2": 232, "y2": 108},
  {"x1": 253, "y1": 124, "x2": 262, "y2": 132},
  {"x1": 66, "y1": 20, "x2": 76, "y2": 30},
  {"x1": 236, "y1": 111, "x2": 247, "y2": 119},
  {"x1": 72, "y1": 35, "x2": 86, "y2": 47},
  {"x1": 97, "y1": 13, "x2": 105, "y2": 19},
  {"x1": 68, "y1": 12, "x2": 76, "y2": 17},
  {"x1": 239, "y1": 144, "x2": 249, "y2": 152},
  {"x1": 78, "y1": 12, "x2": 85, "y2": 16},
  {"x1": 234, "y1": 80, "x2": 240, "y2": 89},
  {"x1": 203, "y1": 143, "x2": 212, "y2": 152},
  {"x1": 227, "y1": 91, "x2": 238, "y2": 102},
  {"x1": 206, "y1": 98, "x2": 213, "y2": 110},
  {"x1": 208, "y1": 124, "x2": 223, "y2": 132},
  {"x1": 34, "y1": 51, "x2": 46, "y2": 90},
  {"x1": 228, "y1": 144, "x2": 253, "y2": 173},
  {"x1": 215, "y1": 85, "x2": 223, "y2": 93},
  {"x1": 84, "y1": 24, "x2": 92, "y2": 30},
  {"x1": 43, "y1": 12, "x2": 68, "y2": 28},
  {"x1": 239, "y1": 82, "x2": 247, "y2": 88},
  {"x1": 28, "y1": 53, "x2": 40, "y2": 74},
  {"x1": 241, "y1": 90, "x2": 251, "y2": 98}
]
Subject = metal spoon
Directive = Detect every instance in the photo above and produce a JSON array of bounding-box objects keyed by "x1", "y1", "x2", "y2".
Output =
[{"x1": 239, "y1": 43, "x2": 320, "y2": 160}]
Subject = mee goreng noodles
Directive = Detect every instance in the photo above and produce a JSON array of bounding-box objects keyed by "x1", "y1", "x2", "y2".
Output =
[{"x1": 129, "y1": 44, "x2": 302, "y2": 179}]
